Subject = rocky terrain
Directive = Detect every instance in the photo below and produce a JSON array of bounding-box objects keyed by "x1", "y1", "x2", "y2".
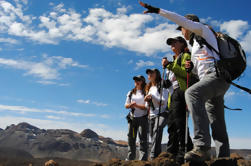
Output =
[
  {"x1": 0, "y1": 122, "x2": 127, "y2": 162},
  {"x1": 0, "y1": 122, "x2": 251, "y2": 166},
  {"x1": 95, "y1": 152, "x2": 251, "y2": 166}
]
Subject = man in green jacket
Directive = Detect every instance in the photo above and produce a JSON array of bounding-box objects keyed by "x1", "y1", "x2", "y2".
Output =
[{"x1": 162, "y1": 36, "x2": 193, "y2": 164}]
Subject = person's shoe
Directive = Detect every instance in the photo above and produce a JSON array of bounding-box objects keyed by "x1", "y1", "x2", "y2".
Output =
[
  {"x1": 184, "y1": 146, "x2": 211, "y2": 162},
  {"x1": 176, "y1": 151, "x2": 185, "y2": 164}
]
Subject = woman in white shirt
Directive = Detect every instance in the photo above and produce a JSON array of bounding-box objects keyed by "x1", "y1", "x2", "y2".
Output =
[
  {"x1": 144, "y1": 68, "x2": 169, "y2": 160},
  {"x1": 125, "y1": 75, "x2": 148, "y2": 161}
]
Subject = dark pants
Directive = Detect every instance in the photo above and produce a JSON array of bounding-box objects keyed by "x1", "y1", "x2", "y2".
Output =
[
  {"x1": 127, "y1": 115, "x2": 148, "y2": 161},
  {"x1": 167, "y1": 88, "x2": 193, "y2": 155}
]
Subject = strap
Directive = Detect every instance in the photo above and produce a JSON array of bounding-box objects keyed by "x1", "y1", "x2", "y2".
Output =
[
  {"x1": 231, "y1": 82, "x2": 251, "y2": 94},
  {"x1": 203, "y1": 37, "x2": 251, "y2": 95},
  {"x1": 224, "y1": 105, "x2": 242, "y2": 111},
  {"x1": 128, "y1": 90, "x2": 135, "y2": 114}
]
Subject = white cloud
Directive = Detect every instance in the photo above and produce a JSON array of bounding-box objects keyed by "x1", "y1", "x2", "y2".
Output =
[
  {"x1": 135, "y1": 60, "x2": 155, "y2": 70},
  {"x1": 77, "y1": 99, "x2": 108, "y2": 107},
  {"x1": 36, "y1": 80, "x2": 70, "y2": 86},
  {"x1": 169, "y1": 0, "x2": 175, "y2": 3},
  {"x1": 247, "y1": 55, "x2": 251, "y2": 67},
  {"x1": 128, "y1": 59, "x2": 133, "y2": 64},
  {"x1": 0, "y1": 116, "x2": 86, "y2": 132},
  {"x1": 46, "y1": 115, "x2": 63, "y2": 120},
  {"x1": 0, "y1": 104, "x2": 96, "y2": 117},
  {"x1": 1, "y1": 1, "x2": 250, "y2": 58},
  {"x1": 0, "y1": 55, "x2": 88, "y2": 83},
  {"x1": 92, "y1": 102, "x2": 108, "y2": 107},
  {"x1": 241, "y1": 30, "x2": 251, "y2": 54},
  {"x1": 77, "y1": 99, "x2": 90, "y2": 104},
  {"x1": 220, "y1": 20, "x2": 249, "y2": 39},
  {"x1": 100, "y1": 114, "x2": 110, "y2": 119},
  {"x1": 0, "y1": 1, "x2": 180, "y2": 56},
  {"x1": 0, "y1": 37, "x2": 18, "y2": 44},
  {"x1": 225, "y1": 91, "x2": 236, "y2": 99},
  {"x1": 201, "y1": 17, "x2": 221, "y2": 27}
]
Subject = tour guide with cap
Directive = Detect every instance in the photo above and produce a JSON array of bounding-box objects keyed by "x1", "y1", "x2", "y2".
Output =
[{"x1": 140, "y1": 1, "x2": 231, "y2": 162}]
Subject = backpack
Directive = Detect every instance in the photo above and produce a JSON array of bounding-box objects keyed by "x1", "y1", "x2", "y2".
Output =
[
  {"x1": 191, "y1": 30, "x2": 251, "y2": 94},
  {"x1": 206, "y1": 32, "x2": 246, "y2": 81},
  {"x1": 126, "y1": 90, "x2": 135, "y2": 123}
]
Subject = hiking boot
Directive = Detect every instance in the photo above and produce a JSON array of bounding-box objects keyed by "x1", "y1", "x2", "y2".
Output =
[
  {"x1": 184, "y1": 146, "x2": 211, "y2": 162},
  {"x1": 176, "y1": 151, "x2": 185, "y2": 164}
]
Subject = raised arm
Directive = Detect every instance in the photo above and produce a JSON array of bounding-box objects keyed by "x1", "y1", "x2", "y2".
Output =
[{"x1": 139, "y1": 1, "x2": 217, "y2": 50}]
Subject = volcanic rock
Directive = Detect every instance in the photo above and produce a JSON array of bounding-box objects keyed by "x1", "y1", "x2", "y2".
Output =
[
  {"x1": 0, "y1": 122, "x2": 127, "y2": 162},
  {"x1": 80, "y1": 129, "x2": 99, "y2": 139},
  {"x1": 97, "y1": 152, "x2": 251, "y2": 166}
]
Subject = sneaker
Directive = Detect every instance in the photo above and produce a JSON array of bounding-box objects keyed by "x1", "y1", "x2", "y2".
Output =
[{"x1": 184, "y1": 146, "x2": 211, "y2": 162}]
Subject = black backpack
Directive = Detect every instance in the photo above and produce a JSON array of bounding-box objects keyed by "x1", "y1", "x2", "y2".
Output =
[
  {"x1": 191, "y1": 30, "x2": 251, "y2": 94},
  {"x1": 206, "y1": 32, "x2": 246, "y2": 81}
]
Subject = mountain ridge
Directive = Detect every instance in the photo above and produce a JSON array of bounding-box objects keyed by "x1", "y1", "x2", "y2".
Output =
[{"x1": 0, "y1": 122, "x2": 127, "y2": 162}]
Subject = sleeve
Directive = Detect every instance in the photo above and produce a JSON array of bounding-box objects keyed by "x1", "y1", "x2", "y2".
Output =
[
  {"x1": 167, "y1": 53, "x2": 191, "y2": 79},
  {"x1": 159, "y1": 9, "x2": 218, "y2": 50},
  {"x1": 125, "y1": 91, "x2": 131, "y2": 106}
]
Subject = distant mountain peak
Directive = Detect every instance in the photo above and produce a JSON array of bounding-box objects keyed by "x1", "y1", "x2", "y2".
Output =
[
  {"x1": 4, "y1": 122, "x2": 40, "y2": 132},
  {"x1": 17, "y1": 122, "x2": 39, "y2": 130},
  {"x1": 0, "y1": 122, "x2": 128, "y2": 162},
  {"x1": 80, "y1": 129, "x2": 99, "y2": 139}
]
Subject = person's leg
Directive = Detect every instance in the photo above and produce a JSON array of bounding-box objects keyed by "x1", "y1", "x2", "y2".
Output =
[
  {"x1": 206, "y1": 94, "x2": 230, "y2": 158},
  {"x1": 127, "y1": 120, "x2": 138, "y2": 160},
  {"x1": 185, "y1": 81, "x2": 211, "y2": 148},
  {"x1": 174, "y1": 89, "x2": 193, "y2": 153},
  {"x1": 166, "y1": 89, "x2": 180, "y2": 155},
  {"x1": 150, "y1": 114, "x2": 168, "y2": 159},
  {"x1": 184, "y1": 72, "x2": 227, "y2": 161},
  {"x1": 166, "y1": 120, "x2": 179, "y2": 155},
  {"x1": 150, "y1": 117, "x2": 156, "y2": 159},
  {"x1": 138, "y1": 116, "x2": 149, "y2": 161}
]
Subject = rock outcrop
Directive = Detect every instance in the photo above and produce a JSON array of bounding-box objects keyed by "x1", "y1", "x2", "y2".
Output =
[
  {"x1": 94, "y1": 152, "x2": 251, "y2": 166},
  {"x1": 0, "y1": 122, "x2": 127, "y2": 162},
  {"x1": 80, "y1": 129, "x2": 99, "y2": 139},
  {"x1": 45, "y1": 160, "x2": 59, "y2": 166}
]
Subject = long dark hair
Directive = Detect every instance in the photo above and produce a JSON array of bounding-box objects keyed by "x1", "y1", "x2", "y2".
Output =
[
  {"x1": 145, "y1": 69, "x2": 162, "y2": 94},
  {"x1": 132, "y1": 81, "x2": 146, "y2": 96},
  {"x1": 182, "y1": 46, "x2": 191, "y2": 54}
]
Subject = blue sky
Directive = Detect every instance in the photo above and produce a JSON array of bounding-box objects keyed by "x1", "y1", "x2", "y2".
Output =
[{"x1": 0, "y1": 0, "x2": 251, "y2": 149}]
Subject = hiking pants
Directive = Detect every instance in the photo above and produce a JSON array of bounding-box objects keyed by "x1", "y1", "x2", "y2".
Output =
[
  {"x1": 150, "y1": 112, "x2": 168, "y2": 159},
  {"x1": 127, "y1": 115, "x2": 148, "y2": 161},
  {"x1": 185, "y1": 72, "x2": 230, "y2": 158},
  {"x1": 166, "y1": 88, "x2": 193, "y2": 155}
]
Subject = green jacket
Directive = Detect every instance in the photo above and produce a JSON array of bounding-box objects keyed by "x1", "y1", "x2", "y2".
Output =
[{"x1": 166, "y1": 52, "x2": 191, "y2": 92}]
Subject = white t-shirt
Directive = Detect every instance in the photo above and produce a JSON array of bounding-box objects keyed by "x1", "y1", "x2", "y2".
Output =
[
  {"x1": 145, "y1": 86, "x2": 169, "y2": 117},
  {"x1": 159, "y1": 9, "x2": 220, "y2": 80},
  {"x1": 166, "y1": 70, "x2": 179, "y2": 90},
  {"x1": 125, "y1": 90, "x2": 147, "y2": 118}
]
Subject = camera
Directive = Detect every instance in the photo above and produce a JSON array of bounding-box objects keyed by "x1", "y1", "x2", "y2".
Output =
[
  {"x1": 163, "y1": 79, "x2": 172, "y2": 89},
  {"x1": 126, "y1": 108, "x2": 135, "y2": 123}
]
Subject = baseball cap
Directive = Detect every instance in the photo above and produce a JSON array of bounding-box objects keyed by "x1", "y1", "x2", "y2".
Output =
[
  {"x1": 166, "y1": 36, "x2": 187, "y2": 47},
  {"x1": 133, "y1": 75, "x2": 146, "y2": 82}
]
